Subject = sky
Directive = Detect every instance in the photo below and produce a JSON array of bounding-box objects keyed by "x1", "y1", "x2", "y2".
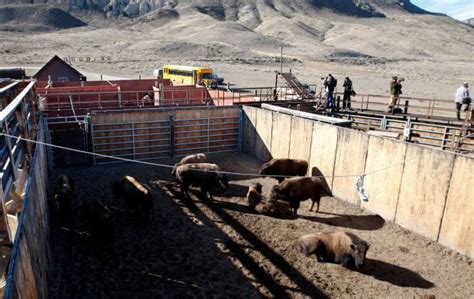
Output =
[{"x1": 411, "y1": 0, "x2": 474, "y2": 21}]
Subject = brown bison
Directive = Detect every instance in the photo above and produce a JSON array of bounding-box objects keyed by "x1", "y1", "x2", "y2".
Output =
[
  {"x1": 171, "y1": 153, "x2": 208, "y2": 177},
  {"x1": 247, "y1": 182, "x2": 264, "y2": 209},
  {"x1": 247, "y1": 183, "x2": 291, "y2": 216},
  {"x1": 270, "y1": 176, "x2": 332, "y2": 215},
  {"x1": 175, "y1": 163, "x2": 229, "y2": 200},
  {"x1": 299, "y1": 231, "x2": 369, "y2": 270},
  {"x1": 259, "y1": 159, "x2": 308, "y2": 182},
  {"x1": 52, "y1": 175, "x2": 74, "y2": 227},
  {"x1": 113, "y1": 176, "x2": 153, "y2": 223}
]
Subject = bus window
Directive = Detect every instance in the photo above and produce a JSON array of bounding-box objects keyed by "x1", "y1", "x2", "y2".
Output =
[{"x1": 201, "y1": 73, "x2": 212, "y2": 79}]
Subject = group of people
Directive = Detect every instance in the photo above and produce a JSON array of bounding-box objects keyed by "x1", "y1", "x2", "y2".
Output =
[
  {"x1": 323, "y1": 74, "x2": 355, "y2": 111},
  {"x1": 322, "y1": 74, "x2": 471, "y2": 120}
]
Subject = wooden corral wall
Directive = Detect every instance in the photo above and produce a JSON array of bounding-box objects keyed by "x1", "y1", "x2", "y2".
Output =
[
  {"x1": 4, "y1": 117, "x2": 51, "y2": 298},
  {"x1": 38, "y1": 79, "x2": 173, "y2": 120},
  {"x1": 242, "y1": 105, "x2": 474, "y2": 258},
  {"x1": 155, "y1": 85, "x2": 210, "y2": 106},
  {"x1": 90, "y1": 106, "x2": 241, "y2": 163}
]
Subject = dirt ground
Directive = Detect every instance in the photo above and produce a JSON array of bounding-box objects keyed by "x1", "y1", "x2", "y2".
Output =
[{"x1": 48, "y1": 152, "x2": 474, "y2": 298}]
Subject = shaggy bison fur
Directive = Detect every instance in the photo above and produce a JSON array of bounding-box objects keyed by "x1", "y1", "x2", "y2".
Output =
[
  {"x1": 171, "y1": 153, "x2": 208, "y2": 177},
  {"x1": 113, "y1": 176, "x2": 153, "y2": 224},
  {"x1": 270, "y1": 176, "x2": 332, "y2": 215},
  {"x1": 175, "y1": 163, "x2": 228, "y2": 200},
  {"x1": 259, "y1": 159, "x2": 308, "y2": 183},
  {"x1": 299, "y1": 231, "x2": 369, "y2": 270}
]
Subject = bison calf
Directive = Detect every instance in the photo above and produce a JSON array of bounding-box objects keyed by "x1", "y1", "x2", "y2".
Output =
[
  {"x1": 299, "y1": 231, "x2": 369, "y2": 270},
  {"x1": 259, "y1": 159, "x2": 308, "y2": 183},
  {"x1": 171, "y1": 153, "x2": 208, "y2": 177},
  {"x1": 247, "y1": 182, "x2": 264, "y2": 209},
  {"x1": 52, "y1": 175, "x2": 75, "y2": 227},
  {"x1": 113, "y1": 176, "x2": 152, "y2": 223},
  {"x1": 247, "y1": 183, "x2": 291, "y2": 216},
  {"x1": 270, "y1": 176, "x2": 332, "y2": 216},
  {"x1": 175, "y1": 163, "x2": 228, "y2": 200}
]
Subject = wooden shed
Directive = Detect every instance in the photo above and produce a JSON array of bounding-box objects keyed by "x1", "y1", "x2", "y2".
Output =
[{"x1": 33, "y1": 55, "x2": 86, "y2": 83}]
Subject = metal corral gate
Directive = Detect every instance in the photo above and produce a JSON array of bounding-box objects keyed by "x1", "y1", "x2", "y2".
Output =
[{"x1": 91, "y1": 113, "x2": 242, "y2": 164}]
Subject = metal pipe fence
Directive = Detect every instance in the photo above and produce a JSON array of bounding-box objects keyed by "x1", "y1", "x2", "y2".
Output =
[
  {"x1": 90, "y1": 114, "x2": 242, "y2": 164},
  {"x1": 342, "y1": 114, "x2": 473, "y2": 154}
]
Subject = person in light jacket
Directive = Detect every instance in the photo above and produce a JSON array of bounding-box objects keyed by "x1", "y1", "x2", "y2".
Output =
[{"x1": 455, "y1": 82, "x2": 471, "y2": 120}]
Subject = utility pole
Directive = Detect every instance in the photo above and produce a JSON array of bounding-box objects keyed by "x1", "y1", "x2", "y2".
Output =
[{"x1": 280, "y1": 46, "x2": 283, "y2": 74}]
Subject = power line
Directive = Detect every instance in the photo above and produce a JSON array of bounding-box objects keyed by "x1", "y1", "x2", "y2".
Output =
[{"x1": 0, "y1": 133, "x2": 415, "y2": 180}]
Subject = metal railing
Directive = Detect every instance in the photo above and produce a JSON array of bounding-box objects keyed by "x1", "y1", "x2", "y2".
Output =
[
  {"x1": 90, "y1": 114, "x2": 242, "y2": 164},
  {"x1": 333, "y1": 92, "x2": 459, "y2": 120},
  {"x1": 342, "y1": 114, "x2": 473, "y2": 154},
  {"x1": 0, "y1": 81, "x2": 39, "y2": 294}
]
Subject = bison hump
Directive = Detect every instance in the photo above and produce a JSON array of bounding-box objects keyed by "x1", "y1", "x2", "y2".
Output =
[{"x1": 124, "y1": 176, "x2": 150, "y2": 194}]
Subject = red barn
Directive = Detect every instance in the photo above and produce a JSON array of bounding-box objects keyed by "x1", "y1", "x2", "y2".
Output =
[{"x1": 33, "y1": 55, "x2": 86, "y2": 83}]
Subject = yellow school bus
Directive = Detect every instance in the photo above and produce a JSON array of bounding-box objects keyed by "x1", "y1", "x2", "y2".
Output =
[{"x1": 162, "y1": 65, "x2": 218, "y2": 88}]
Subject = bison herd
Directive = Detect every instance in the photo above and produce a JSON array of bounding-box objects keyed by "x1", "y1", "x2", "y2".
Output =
[{"x1": 51, "y1": 153, "x2": 369, "y2": 271}]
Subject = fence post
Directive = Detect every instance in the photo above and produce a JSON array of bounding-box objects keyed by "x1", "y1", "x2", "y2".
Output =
[
  {"x1": 44, "y1": 117, "x2": 54, "y2": 169},
  {"x1": 238, "y1": 109, "x2": 244, "y2": 152},
  {"x1": 83, "y1": 116, "x2": 90, "y2": 165},
  {"x1": 441, "y1": 126, "x2": 449, "y2": 150},
  {"x1": 207, "y1": 118, "x2": 210, "y2": 153},
  {"x1": 3, "y1": 120, "x2": 17, "y2": 182},
  {"x1": 403, "y1": 117, "x2": 412, "y2": 141},
  {"x1": 118, "y1": 87, "x2": 122, "y2": 108},
  {"x1": 404, "y1": 99, "x2": 409, "y2": 114},
  {"x1": 169, "y1": 114, "x2": 175, "y2": 157},
  {"x1": 131, "y1": 122, "x2": 136, "y2": 160},
  {"x1": 380, "y1": 115, "x2": 388, "y2": 130}
]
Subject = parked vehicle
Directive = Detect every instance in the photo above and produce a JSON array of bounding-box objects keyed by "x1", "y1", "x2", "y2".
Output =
[
  {"x1": 211, "y1": 73, "x2": 225, "y2": 85},
  {"x1": 161, "y1": 65, "x2": 218, "y2": 89}
]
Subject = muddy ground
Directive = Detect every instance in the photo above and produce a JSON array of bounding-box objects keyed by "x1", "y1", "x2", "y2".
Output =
[{"x1": 48, "y1": 152, "x2": 474, "y2": 298}]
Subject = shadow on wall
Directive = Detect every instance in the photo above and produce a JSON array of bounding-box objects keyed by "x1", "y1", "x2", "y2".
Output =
[
  {"x1": 300, "y1": 212, "x2": 385, "y2": 231},
  {"x1": 311, "y1": 166, "x2": 332, "y2": 193},
  {"x1": 361, "y1": 259, "x2": 435, "y2": 288},
  {"x1": 242, "y1": 109, "x2": 272, "y2": 163}
]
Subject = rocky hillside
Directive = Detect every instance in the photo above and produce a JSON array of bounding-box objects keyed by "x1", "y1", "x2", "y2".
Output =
[
  {"x1": 0, "y1": 4, "x2": 87, "y2": 31},
  {"x1": 1, "y1": 0, "x2": 435, "y2": 18}
]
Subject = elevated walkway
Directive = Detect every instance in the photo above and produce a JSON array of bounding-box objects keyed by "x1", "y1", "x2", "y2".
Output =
[{"x1": 278, "y1": 72, "x2": 315, "y2": 100}]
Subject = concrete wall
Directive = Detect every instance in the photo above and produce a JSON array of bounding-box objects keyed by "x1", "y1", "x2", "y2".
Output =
[
  {"x1": 309, "y1": 122, "x2": 338, "y2": 188},
  {"x1": 438, "y1": 155, "x2": 474, "y2": 257},
  {"x1": 289, "y1": 117, "x2": 313, "y2": 164},
  {"x1": 242, "y1": 105, "x2": 474, "y2": 258},
  {"x1": 270, "y1": 113, "x2": 292, "y2": 159},
  {"x1": 332, "y1": 128, "x2": 370, "y2": 205},
  {"x1": 5, "y1": 117, "x2": 51, "y2": 298},
  {"x1": 254, "y1": 108, "x2": 273, "y2": 162},
  {"x1": 362, "y1": 136, "x2": 407, "y2": 221},
  {"x1": 395, "y1": 146, "x2": 455, "y2": 240}
]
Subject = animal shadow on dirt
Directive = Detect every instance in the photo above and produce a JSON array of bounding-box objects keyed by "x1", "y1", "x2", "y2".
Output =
[
  {"x1": 162, "y1": 182, "x2": 328, "y2": 298},
  {"x1": 300, "y1": 212, "x2": 385, "y2": 231},
  {"x1": 221, "y1": 183, "x2": 253, "y2": 198},
  {"x1": 361, "y1": 259, "x2": 435, "y2": 288}
]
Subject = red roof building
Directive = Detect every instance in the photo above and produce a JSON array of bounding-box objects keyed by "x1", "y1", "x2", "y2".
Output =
[{"x1": 33, "y1": 55, "x2": 86, "y2": 83}]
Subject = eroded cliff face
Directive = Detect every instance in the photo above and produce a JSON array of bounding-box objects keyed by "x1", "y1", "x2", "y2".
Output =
[{"x1": 0, "y1": 0, "x2": 432, "y2": 18}]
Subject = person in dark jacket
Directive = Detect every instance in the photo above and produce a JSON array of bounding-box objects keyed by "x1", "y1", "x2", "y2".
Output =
[
  {"x1": 342, "y1": 77, "x2": 353, "y2": 110},
  {"x1": 387, "y1": 76, "x2": 403, "y2": 113},
  {"x1": 324, "y1": 74, "x2": 337, "y2": 110}
]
